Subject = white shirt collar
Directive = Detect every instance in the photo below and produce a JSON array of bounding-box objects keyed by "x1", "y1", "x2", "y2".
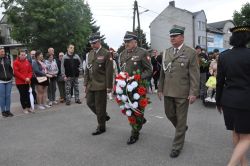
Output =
[
  {"x1": 174, "y1": 43, "x2": 184, "y2": 53},
  {"x1": 95, "y1": 46, "x2": 102, "y2": 54}
]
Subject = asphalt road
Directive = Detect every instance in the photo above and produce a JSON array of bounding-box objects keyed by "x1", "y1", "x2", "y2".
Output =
[{"x1": 0, "y1": 83, "x2": 245, "y2": 166}]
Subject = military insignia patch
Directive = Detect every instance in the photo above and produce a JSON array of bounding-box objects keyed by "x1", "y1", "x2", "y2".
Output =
[{"x1": 97, "y1": 56, "x2": 104, "y2": 60}]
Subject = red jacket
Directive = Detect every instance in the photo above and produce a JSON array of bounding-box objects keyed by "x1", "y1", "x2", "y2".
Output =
[{"x1": 13, "y1": 58, "x2": 33, "y2": 85}]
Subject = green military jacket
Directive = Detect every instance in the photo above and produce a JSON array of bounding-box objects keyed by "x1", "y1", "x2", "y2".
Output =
[
  {"x1": 158, "y1": 44, "x2": 200, "y2": 98},
  {"x1": 119, "y1": 47, "x2": 152, "y2": 78},
  {"x1": 84, "y1": 47, "x2": 113, "y2": 91}
]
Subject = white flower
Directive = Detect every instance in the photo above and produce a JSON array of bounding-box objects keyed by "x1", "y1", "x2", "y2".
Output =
[
  {"x1": 133, "y1": 93, "x2": 140, "y2": 100},
  {"x1": 131, "y1": 81, "x2": 138, "y2": 88},
  {"x1": 127, "y1": 85, "x2": 134, "y2": 92},
  {"x1": 125, "y1": 103, "x2": 131, "y2": 109},
  {"x1": 120, "y1": 105, "x2": 125, "y2": 109},
  {"x1": 126, "y1": 110, "x2": 132, "y2": 116},
  {"x1": 116, "y1": 86, "x2": 123, "y2": 94},
  {"x1": 132, "y1": 102, "x2": 138, "y2": 109},
  {"x1": 121, "y1": 95, "x2": 128, "y2": 102},
  {"x1": 116, "y1": 95, "x2": 121, "y2": 100},
  {"x1": 117, "y1": 80, "x2": 126, "y2": 87}
]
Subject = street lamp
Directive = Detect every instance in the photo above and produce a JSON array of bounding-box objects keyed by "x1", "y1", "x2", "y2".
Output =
[{"x1": 139, "y1": 9, "x2": 149, "y2": 15}]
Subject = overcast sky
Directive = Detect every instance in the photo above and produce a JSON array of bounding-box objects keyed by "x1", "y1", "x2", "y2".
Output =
[{"x1": 0, "y1": 0, "x2": 249, "y2": 49}]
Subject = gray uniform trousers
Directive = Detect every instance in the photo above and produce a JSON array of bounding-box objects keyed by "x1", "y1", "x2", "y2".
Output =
[{"x1": 164, "y1": 96, "x2": 189, "y2": 151}]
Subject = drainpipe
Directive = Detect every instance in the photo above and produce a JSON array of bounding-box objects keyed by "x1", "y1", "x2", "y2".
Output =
[{"x1": 192, "y1": 15, "x2": 195, "y2": 48}]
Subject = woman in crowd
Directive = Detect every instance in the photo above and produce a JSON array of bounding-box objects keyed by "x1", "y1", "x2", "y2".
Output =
[
  {"x1": 151, "y1": 50, "x2": 162, "y2": 93},
  {"x1": 45, "y1": 53, "x2": 58, "y2": 106},
  {"x1": 13, "y1": 49, "x2": 34, "y2": 114},
  {"x1": 216, "y1": 25, "x2": 250, "y2": 166},
  {"x1": 56, "y1": 52, "x2": 65, "y2": 102},
  {"x1": 32, "y1": 50, "x2": 51, "y2": 110},
  {"x1": 0, "y1": 47, "x2": 14, "y2": 117}
]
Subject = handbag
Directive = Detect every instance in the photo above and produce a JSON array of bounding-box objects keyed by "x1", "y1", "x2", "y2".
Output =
[{"x1": 36, "y1": 76, "x2": 47, "y2": 83}]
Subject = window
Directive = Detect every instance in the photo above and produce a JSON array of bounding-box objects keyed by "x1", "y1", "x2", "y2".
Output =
[
  {"x1": 207, "y1": 37, "x2": 214, "y2": 43},
  {"x1": 198, "y1": 21, "x2": 206, "y2": 31},
  {"x1": 198, "y1": 36, "x2": 206, "y2": 45}
]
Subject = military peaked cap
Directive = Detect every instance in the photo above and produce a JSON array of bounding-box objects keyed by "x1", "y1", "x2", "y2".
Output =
[
  {"x1": 89, "y1": 33, "x2": 101, "y2": 44},
  {"x1": 230, "y1": 25, "x2": 250, "y2": 33},
  {"x1": 169, "y1": 25, "x2": 185, "y2": 36},
  {"x1": 123, "y1": 31, "x2": 137, "y2": 41}
]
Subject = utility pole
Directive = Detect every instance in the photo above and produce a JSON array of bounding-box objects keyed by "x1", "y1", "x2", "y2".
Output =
[{"x1": 132, "y1": 0, "x2": 142, "y2": 46}]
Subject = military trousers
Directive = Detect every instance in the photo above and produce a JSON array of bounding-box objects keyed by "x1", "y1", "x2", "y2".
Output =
[
  {"x1": 65, "y1": 77, "x2": 80, "y2": 103},
  {"x1": 131, "y1": 116, "x2": 145, "y2": 138},
  {"x1": 86, "y1": 90, "x2": 107, "y2": 130},
  {"x1": 164, "y1": 96, "x2": 189, "y2": 151}
]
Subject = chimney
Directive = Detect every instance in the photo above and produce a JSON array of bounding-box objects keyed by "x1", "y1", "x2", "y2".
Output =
[{"x1": 169, "y1": 1, "x2": 175, "y2": 7}]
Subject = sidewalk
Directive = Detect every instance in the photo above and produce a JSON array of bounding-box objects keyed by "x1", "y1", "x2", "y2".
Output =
[{"x1": 9, "y1": 77, "x2": 85, "y2": 117}]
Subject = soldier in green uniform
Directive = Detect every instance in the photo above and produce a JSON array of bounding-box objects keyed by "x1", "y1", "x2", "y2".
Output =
[
  {"x1": 119, "y1": 31, "x2": 152, "y2": 144},
  {"x1": 84, "y1": 33, "x2": 113, "y2": 135},
  {"x1": 158, "y1": 25, "x2": 200, "y2": 158}
]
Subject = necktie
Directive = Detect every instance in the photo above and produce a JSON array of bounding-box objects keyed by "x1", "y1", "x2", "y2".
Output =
[{"x1": 174, "y1": 48, "x2": 178, "y2": 55}]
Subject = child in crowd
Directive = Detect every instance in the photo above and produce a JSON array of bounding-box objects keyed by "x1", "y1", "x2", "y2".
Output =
[{"x1": 205, "y1": 67, "x2": 217, "y2": 102}]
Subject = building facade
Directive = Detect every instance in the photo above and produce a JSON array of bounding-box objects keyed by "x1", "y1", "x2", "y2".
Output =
[
  {"x1": 149, "y1": 1, "x2": 234, "y2": 53},
  {"x1": 0, "y1": 15, "x2": 24, "y2": 59},
  {"x1": 208, "y1": 20, "x2": 235, "y2": 50}
]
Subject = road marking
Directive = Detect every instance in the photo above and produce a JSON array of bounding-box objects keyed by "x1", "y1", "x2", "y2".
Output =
[{"x1": 154, "y1": 115, "x2": 164, "y2": 119}]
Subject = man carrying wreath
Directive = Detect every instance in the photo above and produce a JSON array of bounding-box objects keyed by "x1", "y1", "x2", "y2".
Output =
[{"x1": 119, "y1": 31, "x2": 152, "y2": 145}]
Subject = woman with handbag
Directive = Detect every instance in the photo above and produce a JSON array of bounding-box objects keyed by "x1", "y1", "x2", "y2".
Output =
[
  {"x1": 32, "y1": 50, "x2": 51, "y2": 110},
  {"x1": 13, "y1": 49, "x2": 34, "y2": 114},
  {"x1": 0, "y1": 47, "x2": 14, "y2": 117}
]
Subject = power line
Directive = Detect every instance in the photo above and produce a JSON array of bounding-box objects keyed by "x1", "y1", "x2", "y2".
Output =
[{"x1": 94, "y1": 14, "x2": 133, "y2": 18}]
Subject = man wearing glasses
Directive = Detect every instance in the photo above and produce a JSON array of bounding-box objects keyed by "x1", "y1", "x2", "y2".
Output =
[
  {"x1": 119, "y1": 31, "x2": 152, "y2": 145},
  {"x1": 158, "y1": 25, "x2": 199, "y2": 158}
]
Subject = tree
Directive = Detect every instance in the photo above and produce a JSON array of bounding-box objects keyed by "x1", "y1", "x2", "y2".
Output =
[
  {"x1": 84, "y1": 3, "x2": 109, "y2": 54},
  {"x1": 117, "y1": 44, "x2": 125, "y2": 54},
  {"x1": 233, "y1": 2, "x2": 250, "y2": 26},
  {"x1": 135, "y1": 27, "x2": 150, "y2": 50},
  {"x1": 1, "y1": 0, "x2": 92, "y2": 54}
]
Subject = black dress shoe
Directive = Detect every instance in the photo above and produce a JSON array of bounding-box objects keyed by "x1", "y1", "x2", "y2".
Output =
[
  {"x1": 6, "y1": 111, "x2": 14, "y2": 117},
  {"x1": 75, "y1": 100, "x2": 82, "y2": 104},
  {"x1": 143, "y1": 118, "x2": 147, "y2": 124},
  {"x1": 106, "y1": 115, "x2": 110, "y2": 121},
  {"x1": 170, "y1": 149, "x2": 180, "y2": 158},
  {"x1": 1, "y1": 112, "x2": 8, "y2": 118},
  {"x1": 92, "y1": 129, "x2": 106, "y2": 135},
  {"x1": 186, "y1": 125, "x2": 188, "y2": 131},
  {"x1": 127, "y1": 136, "x2": 138, "y2": 145}
]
